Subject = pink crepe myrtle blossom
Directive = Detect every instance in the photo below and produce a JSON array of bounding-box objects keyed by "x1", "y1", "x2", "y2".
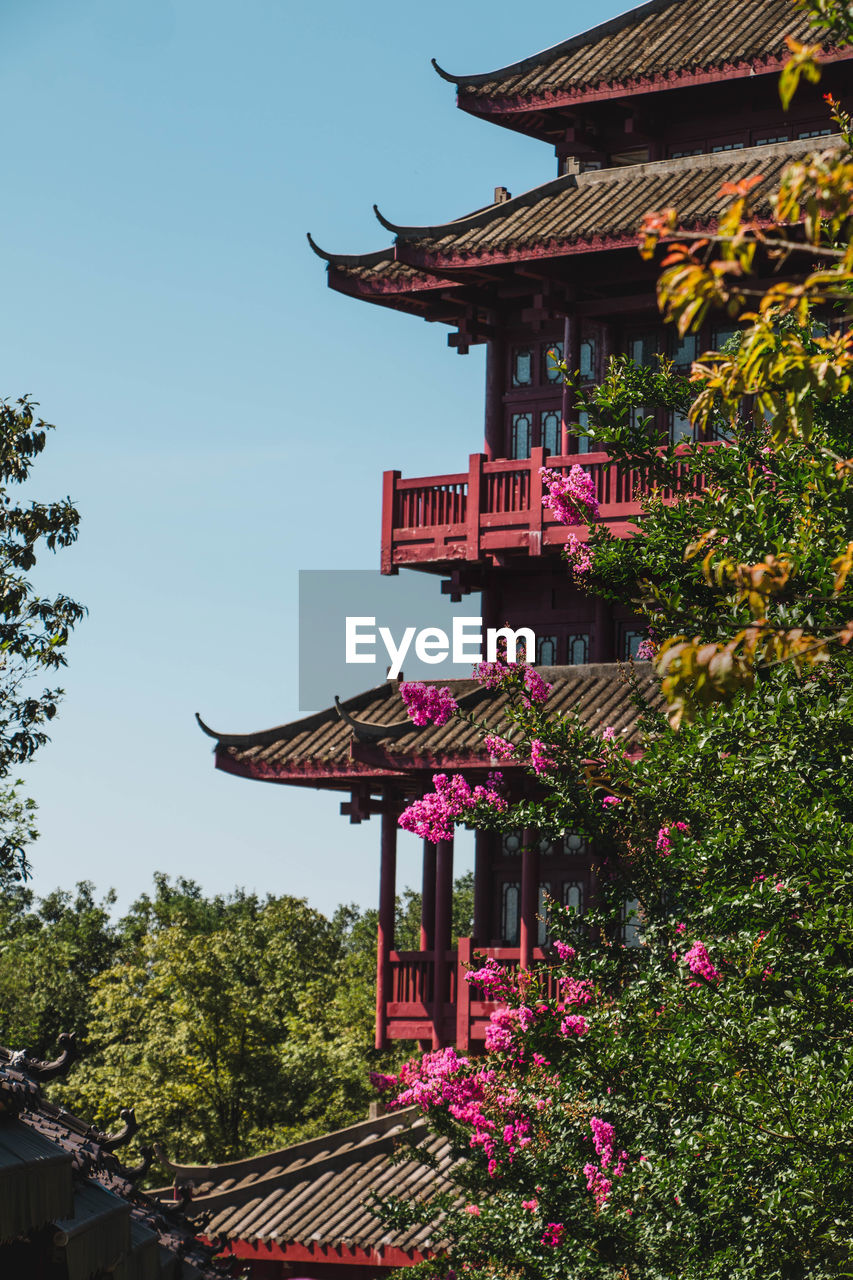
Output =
[
  {"x1": 399, "y1": 682, "x2": 458, "y2": 727},
  {"x1": 473, "y1": 660, "x2": 508, "y2": 689},
  {"x1": 601, "y1": 795, "x2": 622, "y2": 808},
  {"x1": 635, "y1": 639, "x2": 655, "y2": 660},
  {"x1": 399, "y1": 772, "x2": 507, "y2": 843},
  {"x1": 522, "y1": 1198, "x2": 538, "y2": 1212},
  {"x1": 464, "y1": 1204, "x2": 481, "y2": 1216},
  {"x1": 683, "y1": 940, "x2": 721, "y2": 982},
  {"x1": 559, "y1": 1014, "x2": 588, "y2": 1037},
  {"x1": 484, "y1": 733, "x2": 515, "y2": 760},
  {"x1": 541, "y1": 1222, "x2": 565, "y2": 1247},
  {"x1": 522, "y1": 666, "x2": 551, "y2": 706},
  {"x1": 485, "y1": 1006, "x2": 521, "y2": 1052},
  {"x1": 465, "y1": 958, "x2": 507, "y2": 994},
  {"x1": 601, "y1": 725, "x2": 617, "y2": 741},
  {"x1": 530, "y1": 738, "x2": 555, "y2": 775},
  {"x1": 553, "y1": 940, "x2": 575, "y2": 962},
  {"x1": 656, "y1": 821, "x2": 689, "y2": 855},
  {"x1": 584, "y1": 1164, "x2": 613, "y2": 1207},
  {"x1": 565, "y1": 531, "x2": 593, "y2": 576},
  {"x1": 559, "y1": 977, "x2": 593, "y2": 1005},
  {"x1": 540, "y1": 465, "x2": 599, "y2": 526}
]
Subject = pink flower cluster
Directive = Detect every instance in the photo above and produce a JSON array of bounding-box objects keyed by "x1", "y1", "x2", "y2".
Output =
[
  {"x1": 565, "y1": 531, "x2": 593, "y2": 576},
  {"x1": 399, "y1": 682, "x2": 458, "y2": 726},
  {"x1": 521, "y1": 666, "x2": 551, "y2": 706},
  {"x1": 583, "y1": 1117, "x2": 628, "y2": 1208},
  {"x1": 399, "y1": 772, "x2": 507, "y2": 843},
  {"x1": 540, "y1": 465, "x2": 600, "y2": 526},
  {"x1": 552, "y1": 940, "x2": 576, "y2": 962},
  {"x1": 541, "y1": 1222, "x2": 565, "y2": 1248},
  {"x1": 656, "y1": 821, "x2": 689, "y2": 856},
  {"x1": 560, "y1": 1014, "x2": 588, "y2": 1037},
  {"x1": 484, "y1": 733, "x2": 515, "y2": 760},
  {"x1": 465, "y1": 957, "x2": 509, "y2": 995},
  {"x1": 602, "y1": 795, "x2": 622, "y2": 808},
  {"x1": 683, "y1": 940, "x2": 720, "y2": 982},
  {"x1": 558, "y1": 977, "x2": 593, "y2": 1005},
  {"x1": 635, "y1": 639, "x2": 655, "y2": 660},
  {"x1": 472, "y1": 658, "x2": 552, "y2": 707},
  {"x1": 601, "y1": 725, "x2": 617, "y2": 741},
  {"x1": 530, "y1": 738, "x2": 555, "y2": 775},
  {"x1": 485, "y1": 1006, "x2": 523, "y2": 1052},
  {"x1": 383, "y1": 1047, "x2": 471, "y2": 1110}
]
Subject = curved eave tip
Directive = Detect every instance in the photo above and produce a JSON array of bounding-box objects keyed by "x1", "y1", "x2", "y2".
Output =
[
  {"x1": 372, "y1": 203, "x2": 404, "y2": 233},
  {"x1": 431, "y1": 57, "x2": 462, "y2": 84},
  {"x1": 306, "y1": 231, "x2": 334, "y2": 261},
  {"x1": 195, "y1": 712, "x2": 222, "y2": 741}
]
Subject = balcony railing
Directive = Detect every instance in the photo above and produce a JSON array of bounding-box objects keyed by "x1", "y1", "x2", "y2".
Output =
[
  {"x1": 383, "y1": 937, "x2": 562, "y2": 1049},
  {"x1": 381, "y1": 445, "x2": 698, "y2": 573}
]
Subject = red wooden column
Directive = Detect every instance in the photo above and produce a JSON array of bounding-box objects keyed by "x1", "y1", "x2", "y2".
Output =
[
  {"x1": 432, "y1": 837, "x2": 454, "y2": 1049},
  {"x1": 473, "y1": 829, "x2": 491, "y2": 945},
  {"x1": 484, "y1": 336, "x2": 506, "y2": 460},
  {"x1": 519, "y1": 828, "x2": 540, "y2": 971},
  {"x1": 562, "y1": 312, "x2": 579, "y2": 455},
  {"x1": 420, "y1": 840, "x2": 436, "y2": 951},
  {"x1": 375, "y1": 800, "x2": 398, "y2": 1051}
]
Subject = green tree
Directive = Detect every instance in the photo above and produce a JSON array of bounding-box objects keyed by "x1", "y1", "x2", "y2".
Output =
[
  {"x1": 0, "y1": 881, "x2": 117, "y2": 1057},
  {"x1": 0, "y1": 396, "x2": 83, "y2": 885}
]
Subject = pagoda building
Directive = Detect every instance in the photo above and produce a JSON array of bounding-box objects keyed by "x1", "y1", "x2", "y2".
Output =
[
  {"x1": 193, "y1": 11, "x2": 851, "y2": 1270},
  {"x1": 189, "y1": 2, "x2": 845, "y2": 1269}
]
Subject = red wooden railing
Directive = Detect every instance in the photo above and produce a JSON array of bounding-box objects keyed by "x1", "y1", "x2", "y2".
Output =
[
  {"x1": 383, "y1": 937, "x2": 561, "y2": 1049},
  {"x1": 381, "y1": 445, "x2": 704, "y2": 572}
]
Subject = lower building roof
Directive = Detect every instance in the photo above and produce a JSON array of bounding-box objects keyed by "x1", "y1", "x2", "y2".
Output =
[
  {"x1": 158, "y1": 1107, "x2": 455, "y2": 1264},
  {"x1": 197, "y1": 662, "x2": 661, "y2": 790}
]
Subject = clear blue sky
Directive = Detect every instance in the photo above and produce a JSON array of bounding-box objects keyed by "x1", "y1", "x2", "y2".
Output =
[{"x1": 1, "y1": 0, "x2": 630, "y2": 916}]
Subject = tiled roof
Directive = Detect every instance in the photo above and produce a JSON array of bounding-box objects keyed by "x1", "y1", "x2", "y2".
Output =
[
  {"x1": 198, "y1": 663, "x2": 661, "y2": 786},
  {"x1": 319, "y1": 139, "x2": 837, "y2": 295},
  {"x1": 161, "y1": 1107, "x2": 456, "y2": 1259},
  {"x1": 0, "y1": 1043, "x2": 224, "y2": 1279},
  {"x1": 436, "y1": 0, "x2": 836, "y2": 107}
]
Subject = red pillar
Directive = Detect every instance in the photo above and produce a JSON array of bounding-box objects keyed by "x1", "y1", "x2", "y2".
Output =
[
  {"x1": 375, "y1": 803, "x2": 397, "y2": 1051},
  {"x1": 473, "y1": 829, "x2": 491, "y2": 945},
  {"x1": 562, "y1": 311, "x2": 578, "y2": 456},
  {"x1": 520, "y1": 828, "x2": 540, "y2": 971},
  {"x1": 420, "y1": 840, "x2": 436, "y2": 951},
  {"x1": 484, "y1": 336, "x2": 506, "y2": 460},
  {"x1": 432, "y1": 837, "x2": 454, "y2": 1049}
]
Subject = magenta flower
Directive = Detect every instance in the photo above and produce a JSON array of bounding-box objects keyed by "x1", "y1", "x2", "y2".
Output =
[
  {"x1": 399, "y1": 682, "x2": 458, "y2": 727},
  {"x1": 683, "y1": 940, "x2": 721, "y2": 982},
  {"x1": 522, "y1": 666, "x2": 552, "y2": 706},
  {"x1": 540, "y1": 464, "x2": 599, "y2": 526},
  {"x1": 464, "y1": 1204, "x2": 481, "y2": 1216},
  {"x1": 553, "y1": 940, "x2": 575, "y2": 962},
  {"x1": 559, "y1": 1014, "x2": 588, "y2": 1037},
  {"x1": 399, "y1": 772, "x2": 507, "y2": 843},
  {"x1": 522, "y1": 1198, "x2": 538, "y2": 1212},
  {"x1": 635, "y1": 638, "x2": 655, "y2": 660},
  {"x1": 541, "y1": 1222, "x2": 565, "y2": 1247},
  {"x1": 601, "y1": 795, "x2": 622, "y2": 808},
  {"x1": 484, "y1": 733, "x2": 515, "y2": 759},
  {"x1": 565, "y1": 530, "x2": 593, "y2": 575},
  {"x1": 601, "y1": 725, "x2": 617, "y2": 741},
  {"x1": 530, "y1": 738, "x2": 555, "y2": 775}
]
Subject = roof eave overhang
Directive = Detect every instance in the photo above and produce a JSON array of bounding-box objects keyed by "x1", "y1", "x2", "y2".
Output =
[{"x1": 454, "y1": 48, "x2": 853, "y2": 136}]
